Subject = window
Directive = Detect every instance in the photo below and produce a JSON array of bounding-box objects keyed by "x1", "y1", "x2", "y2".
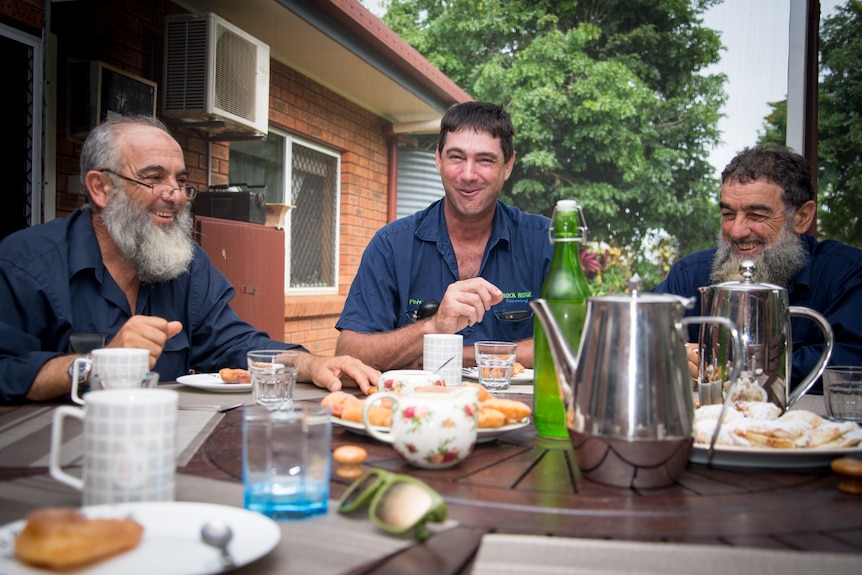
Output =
[{"x1": 230, "y1": 131, "x2": 341, "y2": 294}]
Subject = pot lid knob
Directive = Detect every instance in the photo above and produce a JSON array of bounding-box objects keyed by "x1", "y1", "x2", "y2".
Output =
[{"x1": 739, "y1": 259, "x2": 757, "y2": 283}]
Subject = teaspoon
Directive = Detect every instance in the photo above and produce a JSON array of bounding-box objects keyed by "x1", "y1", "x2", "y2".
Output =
[
  {"x1": 432, "y1": 355, "x2": 456, "y2": 375},
  {"x1": 201, "y1": 519, "x2": 235, "y2": 570}
]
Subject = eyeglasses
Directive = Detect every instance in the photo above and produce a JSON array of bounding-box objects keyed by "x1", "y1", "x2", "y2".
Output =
[
  {"x1": 99, "y1": 169, "x2": 198, "y2": 201},
  {"x1": 337, "y1": 469, "x2": 447, "y2": 540}
]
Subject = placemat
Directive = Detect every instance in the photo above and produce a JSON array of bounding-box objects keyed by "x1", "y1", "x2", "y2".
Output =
[
  {"x1": 471, "y1": 533, "x2": 862, "y2": 575},
  {"x1": 0, "y1": 403, "x2": 218, "y2": 468}
]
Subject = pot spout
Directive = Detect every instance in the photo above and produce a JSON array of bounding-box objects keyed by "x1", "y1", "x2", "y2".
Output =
[{"x1": 529, "y1": 298, "x2": 578, "y2": 407}]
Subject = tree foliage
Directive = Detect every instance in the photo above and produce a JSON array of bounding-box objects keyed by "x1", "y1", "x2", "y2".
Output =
[
  {"x1": 384, "y1": 0, "x2": 726, "y2": 259},
  {"x1": 759, "y1": 1, "x2": 862, "y2": 247},
  {"x1": 818, "y1": 0, "x2": 862, "y2": 246}
]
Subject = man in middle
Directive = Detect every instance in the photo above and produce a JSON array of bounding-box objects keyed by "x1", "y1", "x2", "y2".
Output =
[{"x1": 335, "y1": 102, "x2": 553, "y2": 370}]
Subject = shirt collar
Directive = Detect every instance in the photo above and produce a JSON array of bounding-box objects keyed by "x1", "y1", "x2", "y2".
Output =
[
  {"x1": 68, "y1": 209, "x2": 108, "y2": 282},
  {"x1": 415, "y1": 199, "x2": 511, "y2": 249}
]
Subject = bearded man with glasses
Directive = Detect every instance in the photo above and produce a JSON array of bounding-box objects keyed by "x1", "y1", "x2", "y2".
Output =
[{"x1": 0, "y1": 115, "x2": 379, "y2": 403}]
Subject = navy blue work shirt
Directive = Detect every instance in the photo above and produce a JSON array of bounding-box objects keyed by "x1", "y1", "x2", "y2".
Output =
[
  {"x1": 653, "y1": 234, "x2": 862, "y2": 392},
  {"x1": 337, "y1": 199, "x2": 553, "y2": 344},
  {"x1": 0, "y1": 208, "x2": 302, "y2": 403}
]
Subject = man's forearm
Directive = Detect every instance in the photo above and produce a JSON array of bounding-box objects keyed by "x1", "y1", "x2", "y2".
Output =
[
  {"x1": 27, "y1": 355, "x2": 75, "y2": 401},
  {"x1": 336, "y1": 323, "x2": 432, "y2": 371}
]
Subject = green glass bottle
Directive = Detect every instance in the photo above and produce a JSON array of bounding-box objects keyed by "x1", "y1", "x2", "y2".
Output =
[{"x1": 533, "y1": 200, "x2": 591, "y2": 439}]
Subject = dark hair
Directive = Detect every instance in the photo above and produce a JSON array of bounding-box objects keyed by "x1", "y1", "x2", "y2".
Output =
[
  {"x1": 437, "y1": 102, "x2": 515, "y2": 163},
  {"x1": 720, "y1": 145, "x2": 815, "y2": 209}
]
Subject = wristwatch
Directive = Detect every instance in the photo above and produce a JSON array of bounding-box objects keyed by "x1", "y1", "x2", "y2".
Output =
[{"x1": 67, "y1": 353, "x2": 92, "y2": 384}]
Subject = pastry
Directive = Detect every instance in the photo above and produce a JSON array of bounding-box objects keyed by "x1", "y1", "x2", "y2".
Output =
[
  {"x1": 479, "y1": 398, "x2": 532, "y2": 424},
  {"x1": 694, "y1": 402, "x2": 862, "y2": 450},
  {"x1": 321, "y1": 391, "x2": 362, "y2": 418},
  {"x1": 478, "y1": 407, "x2": 506, "y2": 429},
  {"x1": 218, "y1": 367, "x2": 251, "y2": 384},
  {"x1": 15, "y1": 507, "x2": 144, "y2": 571}
]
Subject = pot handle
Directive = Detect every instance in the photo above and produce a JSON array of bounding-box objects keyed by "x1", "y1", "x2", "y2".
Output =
[
  {"x1": 786, "y1": 307, "x2": 834, "y2": 408},
  {"x1": 681, "y1": 316, "x2": 743, "y2": 461}
]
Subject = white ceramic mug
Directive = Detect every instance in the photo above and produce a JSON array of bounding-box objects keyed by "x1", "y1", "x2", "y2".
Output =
[
  {"x1": 423, "y1": 334, "x2": 463, "y2": 387},
  {"x1": 71, "y1": 348, "x2": 157, "y2": 405},
  {"x1": 50, "y1": 388, "x2": 178, "y2": 505}
]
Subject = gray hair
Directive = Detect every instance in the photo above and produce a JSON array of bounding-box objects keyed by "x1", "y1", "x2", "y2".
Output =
[{"x1": 79, "y1": 115, "x2": 174, "y2": 196}]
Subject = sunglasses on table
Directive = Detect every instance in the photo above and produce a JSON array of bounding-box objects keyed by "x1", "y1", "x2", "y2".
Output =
[{"x1": 337, "y1": 469, "x2": 447, "y2": 540}]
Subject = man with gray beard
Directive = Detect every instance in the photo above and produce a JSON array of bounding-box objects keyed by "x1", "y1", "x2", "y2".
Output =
[
  {"x1": 654, "y1": 145, "x2": 862, "y2": 392},
  {"x1": 0, "y1": 115, "x2": 379, "y2": 403}
]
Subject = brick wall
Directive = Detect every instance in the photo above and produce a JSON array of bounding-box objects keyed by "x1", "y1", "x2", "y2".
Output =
[
  {"x1": 11, "y1": 0, "x2": 390, "y2": 356},
  {"x1": 269, "y1": 61, "x2": 389, "y2": 354}
]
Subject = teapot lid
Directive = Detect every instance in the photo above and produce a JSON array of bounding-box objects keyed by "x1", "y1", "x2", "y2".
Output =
[
  {"x1": 591, "y1": 274, "x2": 697, "y2": 308},
  {"x1": 709, "y1": 260, "x2": 785, "y2": 292}
]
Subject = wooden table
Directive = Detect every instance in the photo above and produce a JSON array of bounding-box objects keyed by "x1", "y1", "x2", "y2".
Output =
[
  {"x1": 189, "y1": 393, "x2": 862, "y2": 561},
  {"x1": 3, "y1": 390, "x2": 861, "y2": 574}
]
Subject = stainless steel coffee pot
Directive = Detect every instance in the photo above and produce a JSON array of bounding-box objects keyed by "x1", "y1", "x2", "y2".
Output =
[
  {"x1": 698, "y1": 260, "x2": 834, "y2": 412},
  {"x1": 531, "y1": 282, "x2": 742, "y2": 489}
]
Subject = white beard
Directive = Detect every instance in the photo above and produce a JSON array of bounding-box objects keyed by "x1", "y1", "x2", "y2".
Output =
[
  {"x1": 709, "y1": 224, "x2": 807, "y2": 287},
  {"x1": 99, "y1": 190, "x2": 195, "y2": 283}
]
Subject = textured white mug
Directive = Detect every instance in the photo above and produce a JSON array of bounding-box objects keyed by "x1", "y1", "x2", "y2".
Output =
[
  {"x1": 50, "y1": 388, "x2": 178, "y2": 505},
  {"x1": 70, "y1": 348, "x2": 156, "y2": 405},
  {"x1": 423, "y1": 334, "x2": 463, "y2": 387}
]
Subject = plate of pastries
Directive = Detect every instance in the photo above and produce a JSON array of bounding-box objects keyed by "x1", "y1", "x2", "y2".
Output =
[
  {"x1": 322, "y1": 382, "x2": 532, "y2": 443},
  {"x1": 690, "y1": 400, "x2": 862, "y2": 469},
  {"x1": 1, "y1": 502, "x2": 280, "y2": 574}
]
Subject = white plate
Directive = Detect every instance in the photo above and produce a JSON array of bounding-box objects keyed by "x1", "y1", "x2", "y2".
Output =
[
  {"x1": 462, "y1": 367, "x2": 534, "y2": 384},
  {"x1": 0, "y1": 501, "x2": 280, "y2": 575},
  {"x1": 177, "y1": 373, "x2": 251, "y2": 393},
  {"x1": 332, "y1": 416, "x2": 530, "y2": 444},
  {"x1": 690, "y1": 427, "x2": 862, "y2": 469}
]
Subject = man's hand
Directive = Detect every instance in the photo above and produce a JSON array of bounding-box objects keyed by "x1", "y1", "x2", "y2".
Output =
[
  {"x1": 300, "y1": 354, "x2": 381, "y2": 394},
  {"x1": 109, "y1": 316, "x2": 183, "y2": 369},
  {"x1": 428, "y1": 278, "x2": 504, "y2": 335},
  {"x1": 685, "y1": 343, "x2": 700, "y2": 380}
]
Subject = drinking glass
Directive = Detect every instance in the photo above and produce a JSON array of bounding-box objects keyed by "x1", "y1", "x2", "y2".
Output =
[
  {"x1": 243, "y1": 404, "x2": 331, "y2": 519},
  {"x1": 823, "y1": 366, "x2": 862, "y2": 422},
  {"x1": 247, "y1": 350, "x2": 300, "y2": 410},
  {"x1": 474, "y1": 341, "x2": 518, "y2": 390}
]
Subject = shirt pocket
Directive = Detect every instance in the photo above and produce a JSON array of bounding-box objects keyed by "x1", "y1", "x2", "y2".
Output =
[{"x1": 494, "y1": 308, "x2": 534, "y2": 340}]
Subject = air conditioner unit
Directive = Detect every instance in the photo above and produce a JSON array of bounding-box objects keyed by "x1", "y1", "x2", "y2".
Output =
[{"x1": 163, "y1": 13, "x2": 270, "y2": 138}]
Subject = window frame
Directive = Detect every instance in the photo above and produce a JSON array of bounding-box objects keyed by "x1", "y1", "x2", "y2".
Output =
[
  {"x1": 229, "y1": 128, "x2": 342, "y2": 296},
  {"x1": 282, "y1": 133, "x2": 342, "y2": 296}
]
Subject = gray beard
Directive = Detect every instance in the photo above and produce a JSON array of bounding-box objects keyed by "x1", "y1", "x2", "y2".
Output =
[
  {"x1": 100, "y1": 191, "x2": 195, "y2": 283},
  {"x1": 709, "y1": 224, "x2": 807, "y2": 287}
]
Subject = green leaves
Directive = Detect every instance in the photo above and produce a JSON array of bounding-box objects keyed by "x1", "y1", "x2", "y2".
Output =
[
  {"x1": 817, "y1": 1, "x2": 862, "y2": 247},
  {"x1": 385, "y1": 0, "x2": 725, "y2": 267}
]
